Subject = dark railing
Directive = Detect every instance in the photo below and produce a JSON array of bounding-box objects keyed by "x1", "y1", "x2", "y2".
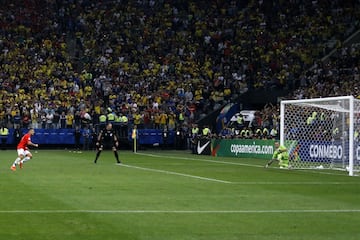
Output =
[{"x1": 1, "y1": 128, "x2": 176, "y2": 146}]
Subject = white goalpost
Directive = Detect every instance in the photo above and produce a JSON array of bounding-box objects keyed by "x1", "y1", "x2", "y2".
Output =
[{"x1": 280, "y1": 96, "x2": 360, "y2": 176}]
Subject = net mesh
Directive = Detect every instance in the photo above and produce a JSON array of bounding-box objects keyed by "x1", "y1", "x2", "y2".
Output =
[{"x1": 282, "y1": 97, "x2": 360, "y2": 172}]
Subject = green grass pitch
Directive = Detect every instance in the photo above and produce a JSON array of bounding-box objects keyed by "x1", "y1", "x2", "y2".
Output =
[{"x1": 0, "y1": 149, "x2": 359, "y2": 240}]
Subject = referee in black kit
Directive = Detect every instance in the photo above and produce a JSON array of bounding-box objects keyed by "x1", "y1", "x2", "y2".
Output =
[{"x1": 94, "y1": 123, "x2": 121, "y2": 164}]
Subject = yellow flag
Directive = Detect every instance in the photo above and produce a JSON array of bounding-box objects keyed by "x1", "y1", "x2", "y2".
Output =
[{"x1": 132, "y1": 129, "x2": 137, "y2": 139}]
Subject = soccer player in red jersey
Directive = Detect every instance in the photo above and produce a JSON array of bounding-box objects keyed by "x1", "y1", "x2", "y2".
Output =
[{"x1": 10, "y1": 128, "x2": 39, "y2": 171}]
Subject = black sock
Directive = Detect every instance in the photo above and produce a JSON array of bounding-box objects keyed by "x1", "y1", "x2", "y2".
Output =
[
  {"x1": 114, "y1": 151, "x2": 120, "y2": 163},
  {"x1": 94, "y1": 151, "x2": 101, "y2": 163}
]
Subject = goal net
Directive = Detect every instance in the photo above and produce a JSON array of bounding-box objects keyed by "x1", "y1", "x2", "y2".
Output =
[{"x1": 280, "y1": 96, "x2": 360, "y2": 176}]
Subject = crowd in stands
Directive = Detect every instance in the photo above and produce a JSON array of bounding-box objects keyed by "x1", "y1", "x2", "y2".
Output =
[
  {"x1": 219, "y1": 41, "x2": 360, "y2": 140},
  {"x1": 290, "y1": 42, "x2": 360, "y2": 100},
  {"x1": 1, "y1": 0, "x2": 360, "y2": 140}
]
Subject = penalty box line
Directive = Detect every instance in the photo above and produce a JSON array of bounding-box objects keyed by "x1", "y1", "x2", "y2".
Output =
[
  {"x1": 135, "y1": 152, "x2": 265, "y2": 168},
  {"x1": 136, "y1": 152, "x2": 354, "y2": 177},
  {"x1": 118, "y1": 163, "x2": 232, "y2": 184},
  {"x1": 118, "y1": 164, "x2": 357, "y2": 185}
]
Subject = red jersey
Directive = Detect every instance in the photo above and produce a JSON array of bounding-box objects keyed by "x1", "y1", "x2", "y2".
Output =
[{"x1": 17, "y1": 133, "x2": 31, "y2": 150}]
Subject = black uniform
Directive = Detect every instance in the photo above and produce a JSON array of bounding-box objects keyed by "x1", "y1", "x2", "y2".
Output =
[
  {"x1": 94, "y1": 124, "x2": 121, "y2": 164},
  {"x1": 74, "y1": 127, "x2": 81, "y2": 151}
]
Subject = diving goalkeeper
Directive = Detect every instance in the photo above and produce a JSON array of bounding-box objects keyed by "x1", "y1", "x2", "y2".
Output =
[{"x1": 265, "y1": 141, "x2": 289, "y2": 169}]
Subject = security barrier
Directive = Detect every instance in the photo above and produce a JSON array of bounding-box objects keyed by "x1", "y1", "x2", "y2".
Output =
[
  {"x1": 127, "y1": 129, "x2": 175, "y2": 145},
  {"x1": 5, "y1": 128, "x2": 175, "y2": 146}
]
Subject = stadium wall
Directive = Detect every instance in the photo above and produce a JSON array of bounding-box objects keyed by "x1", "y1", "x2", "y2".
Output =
[{"x1": 2, "y1": 128, "x2": 176, "y2": 148}]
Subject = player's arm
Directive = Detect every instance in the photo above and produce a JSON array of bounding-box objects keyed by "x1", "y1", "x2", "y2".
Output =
[
  {"x1": 97, "y1": 131, "x2": 103, "y2": 142},
  {"x1": 265, "y1": 149, "x2": 279, "y2": 167},
  {"x1": 28, "y1": 140, "x2": 39, "y2": 147},
  {"x1": 96, "y1": 131, "x2": 103, "y2": 146},
  {"x1": 113, "y1": 132, "x2": 119, "y2": 147},
  {"x1": 266, "y1": 145, "x2": 288, "y2": 167}
]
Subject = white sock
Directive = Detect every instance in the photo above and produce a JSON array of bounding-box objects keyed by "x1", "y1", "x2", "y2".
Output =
[
  {"x1": 21, "y1": 157, "x2": 31, "y2": 163},
  {"x1": 13, "y1": 157, "x2": 21, "y2": 166}
]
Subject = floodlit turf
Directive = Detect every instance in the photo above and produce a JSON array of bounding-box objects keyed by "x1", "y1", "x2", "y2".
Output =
[{"x1": 0, "y1": 149, "x2": 359, "y2": 240}]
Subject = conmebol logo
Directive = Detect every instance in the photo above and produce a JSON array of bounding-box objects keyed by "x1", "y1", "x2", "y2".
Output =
[{"x1": 309, "y1": 144, "x2": 342, "y2": 159}]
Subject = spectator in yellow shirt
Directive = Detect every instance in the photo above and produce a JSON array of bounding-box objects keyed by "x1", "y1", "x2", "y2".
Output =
[{"x1": 66, "y1": 112, "x2": 74, "y2": 129}]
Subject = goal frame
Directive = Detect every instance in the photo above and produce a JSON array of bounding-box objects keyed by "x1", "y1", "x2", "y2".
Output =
[{"x1": 280, "y1": 96, "x2": 357, "y2": 176}]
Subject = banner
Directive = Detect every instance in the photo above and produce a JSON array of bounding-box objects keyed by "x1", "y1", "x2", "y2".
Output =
[
  {"x1": 295, "y1": 140, "x2": 360, "y2": 163},
  {"x1": 196, "y1": 138, "x2": 211, "y2": 155},
  {"x1": 211, "y1": 139, "x2": 275, "y2": 159}
]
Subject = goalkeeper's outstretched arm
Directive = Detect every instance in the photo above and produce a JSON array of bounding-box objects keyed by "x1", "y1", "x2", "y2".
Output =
[
  {"x1": 265, "y1": 157, "x2": 278, "y2": 168},
  {"x1": 265, "y1": 141, "x2": 281, "y2": 168}
]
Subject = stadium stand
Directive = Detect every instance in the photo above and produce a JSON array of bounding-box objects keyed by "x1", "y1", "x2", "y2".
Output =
[{"x1": 0, "y1": 0, "x2": 360, "y2": 146}]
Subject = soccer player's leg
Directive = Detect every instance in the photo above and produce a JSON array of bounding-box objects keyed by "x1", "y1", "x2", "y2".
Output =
[
  {"x1": 11, "y1": 150, "x2": 25, "y2": 171},
  {"x1": 279, "y1": 153, "x2": 289, "y2": 169},
  {"x1": 113, "y1": 146, "x2": 121, "y2": 164},
  {"x1": 20, "y1": 151, "x2": 32, "y2": 169},
  {"x1": 283, "y1": 157, "x2": 290, "y2": 169},
  {"x1": 94, "y1": 145, "x2": 103, "y2": 164},
  {"x1": 278, "y1": 154, "x2": 285, "y2": 168}
]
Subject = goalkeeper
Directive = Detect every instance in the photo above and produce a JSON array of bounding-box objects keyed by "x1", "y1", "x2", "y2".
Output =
[{"x1": 265, "y1": 141, "x2": 289, "y2": 169}]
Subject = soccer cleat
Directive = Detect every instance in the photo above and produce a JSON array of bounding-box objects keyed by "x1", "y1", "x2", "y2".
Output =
[
  {"x1": 265, "y1": 164, "x2": 269, "y2": 168},
  {"x1": 19, "y1": 161, "x2": 23, "y2": 169},
  {"x1": 10, "y1": 166, "x2": 16, "y2": 171}
]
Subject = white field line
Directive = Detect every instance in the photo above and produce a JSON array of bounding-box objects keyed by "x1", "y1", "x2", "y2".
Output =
[
  {"x1": 230, "y1": 181, "x2": 360, "y2": 185},
  {"x1": 0, "y1": 209, "x2": 360, "y2": 214},
  {"x1": 118, "y1": 164, "x2": 357, "y2": 185},
  {"x1": 298, "y1": 170, "x2": 352, "y2": 176},
  {"x1": 135, "y1": 152, "x2": 354, "y2": 177},
  {"x1": 119, "y1": 164, "x2": 232, "y2": 184},
  {"x1": 135, "y1": 152, "x2": 262, "y2": 168}
]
